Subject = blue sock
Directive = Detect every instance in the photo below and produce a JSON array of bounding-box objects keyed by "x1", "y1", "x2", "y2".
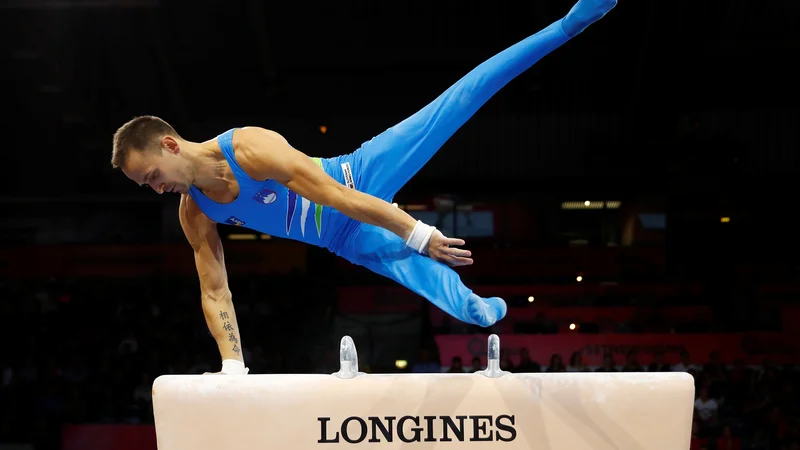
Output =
[
  {"x1": 561, "y1": 0, "x2": 618, "y2": 37},
  {"x1": 464, "y1": 294, "x2": 507, "y2": 327}
]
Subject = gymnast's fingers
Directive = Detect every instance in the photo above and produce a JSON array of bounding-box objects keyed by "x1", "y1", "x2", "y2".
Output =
[
  {"x1": 444, "y1": 237, "x2": 466, "y2": 247},
  {"x1": 446, "y1": 247, "x2": 472, "y2": 258},
  {"x1": 445, "y1": 255, "x2": 473, "y2": 267}
]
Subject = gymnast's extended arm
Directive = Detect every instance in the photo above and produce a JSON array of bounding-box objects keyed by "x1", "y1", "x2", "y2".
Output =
[
  {"x1": 178, "y1": 194, "x2": 248, "y2": 375},
  {"x1": 232, "y1": 126, "x2": 473, "y2": 267}
]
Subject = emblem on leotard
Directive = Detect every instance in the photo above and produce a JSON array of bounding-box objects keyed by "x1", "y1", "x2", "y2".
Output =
[
  {"x1": 286, "y1": 190, "x2": 320, "y2": 238},
  {"x1": 284, "y1": 157, "x2": 325, "y2": 238},
  {"x1": 225, "y1": 216, "x2": 245, "y2": 227},
  {"x1": 286, "y1": 191, "x2": 298, "y2": 234},
  {"x1": 253, "y1": 188, "x2": 277, "y2": 204},
  {"x1": 299, "y1": 197, "x2": 311, "y2": 236},
  {"x1": 285, "y1": 189, "x2": 324, "y2": 238}
]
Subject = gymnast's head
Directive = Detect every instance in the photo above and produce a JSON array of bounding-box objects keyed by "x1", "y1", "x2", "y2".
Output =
[{"x1": 111, "y1": 115, "x2": 194, "y2": 195}]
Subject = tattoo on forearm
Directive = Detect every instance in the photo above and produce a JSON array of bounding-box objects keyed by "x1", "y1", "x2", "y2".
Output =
[{"x1": 218, "y1": 312, "x2": 240, "y2": 354}]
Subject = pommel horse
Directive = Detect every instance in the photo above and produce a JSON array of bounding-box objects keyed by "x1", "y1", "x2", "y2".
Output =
[{"x1": 152, "y1": 335, "x2": 695, "y2": 449}]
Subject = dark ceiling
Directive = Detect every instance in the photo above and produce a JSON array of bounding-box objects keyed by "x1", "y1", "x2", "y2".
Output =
[{"x1": 1, "y1": 0, "x2": 798, "y2": 199}]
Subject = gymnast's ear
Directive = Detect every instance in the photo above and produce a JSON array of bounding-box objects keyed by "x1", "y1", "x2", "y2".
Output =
[{"x1": 161, "y1": 135, "x2": 180, "y2": 155}]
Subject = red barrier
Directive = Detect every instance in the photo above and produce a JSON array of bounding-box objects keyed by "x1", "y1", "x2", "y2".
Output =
[
  {"x1": 1, "y1": 242, "x2": 307, "y2": 277},
  {"x1": 337, "y1": 286, "x2": 424, "y2": 313},
  {"x1": 434, "y1": 333, "x2": 800, "y2": 367},
  {"x1": 62, "y1": 425, "x2": 156, "y2": 450},
  {"x1": 335, "y1": 246, "x2": 667, "y2": 278},
  {"x1": 337, "y1": 283, "x2": 703, "y2": 314},
  {"x1": 431, "y1": 305, "x2": 712, "y2": 333}
]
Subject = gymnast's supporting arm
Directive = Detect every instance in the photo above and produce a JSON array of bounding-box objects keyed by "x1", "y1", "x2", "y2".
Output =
[
  {"x1": 178, "y1": 194, "x2": 249, "y2": 375},
  {"x1": 233, "y1": 127, "x2": 474, "y2": 267}
]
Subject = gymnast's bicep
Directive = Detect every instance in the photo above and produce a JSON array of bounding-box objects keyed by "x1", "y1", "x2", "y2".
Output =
[
  {"x1": 178, "y1": 194, "x2": 230, "y2": 299},
  {"x1": 234, "y1": 126, "x2": 353, "y2": 208}
]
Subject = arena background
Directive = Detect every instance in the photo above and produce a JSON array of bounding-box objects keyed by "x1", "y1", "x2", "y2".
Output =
[{"x1": 1, "y1": 0, "x2": 799, "y2": 449}]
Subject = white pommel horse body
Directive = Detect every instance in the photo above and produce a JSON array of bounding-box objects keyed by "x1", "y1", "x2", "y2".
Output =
[{"x1": 152, "y1": 335, "x2": 695, "y2": 449}]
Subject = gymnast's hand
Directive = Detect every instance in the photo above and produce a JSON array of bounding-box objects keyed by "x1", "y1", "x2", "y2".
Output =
[{"x1": 426, "y1": 230, "x2": 473, "y2": 267}]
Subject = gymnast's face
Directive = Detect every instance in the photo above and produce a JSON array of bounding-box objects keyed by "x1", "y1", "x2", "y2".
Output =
[{"x1": 122, "y1": 138, "x2": 193, "y2": 195}]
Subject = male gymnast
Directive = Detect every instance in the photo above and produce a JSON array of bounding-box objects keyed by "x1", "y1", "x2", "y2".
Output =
[{"x1": 111, "y1": 0, "x2": 616, "y2": 375}]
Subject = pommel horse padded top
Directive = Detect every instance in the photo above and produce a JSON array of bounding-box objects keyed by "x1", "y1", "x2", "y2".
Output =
[{"x1": 152, "y1": 336, "x2": 695, "y2": 450}]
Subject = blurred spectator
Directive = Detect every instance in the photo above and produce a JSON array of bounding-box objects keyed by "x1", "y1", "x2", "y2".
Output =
[
  {"x1": 704, "y1": 351, "x2": 728, "y2": 383},
  {"x1": 717, "y1": 424, "x2": 741, "y2": 450},
  {"x1": 546, "y1": 354, "x2": 566, "y2": 372},
  {"x1": 62, "y1": 356, "x2": 89, "y2": 384},
  {"x1": 647, "y1": 351, "x2": 671, "y2": 372},
  {"x1": 622, "y1": 350, "x2": 643, "y2": 372},
  {"x1": 515, "y1": 348, "x2": 541, "y2": 372},
  {"x1": 690, "y1": 420, "x2": 709, "y2": 450},
  {"x1": 315, "y1": 348, "x2": 339, "y2": 374},
  {"x1": 695, "y1": 386, "x2": 719, "y2": 429},
  {"x1": 568, "y1": 352, "x2": 590, "y2": 372},
  {"x1": 673, "y1": 350, "x2": 701, "y2": 373},
  {"x1": 117, "y1": 327, "x2": 139, "y2": 356},
  {"x1": 411, "y1": 348, "x2": 441, "y2": 373},
  {"x1": 595, "y1": 353, "x2": 617, "y2": 372},
  {"x1": 500, "y1": 349, "x2": 515, "y2": 372},
  {"x1": 447, "y1": 356, "x2": 465, "y2": 373},
  {"x1": 471, "y1": 356, "x2": 483, "y2": 372}
]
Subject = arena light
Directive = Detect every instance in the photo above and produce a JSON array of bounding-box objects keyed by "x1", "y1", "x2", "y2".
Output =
[
  {"x1": 561, "y1": 201, "x2": 620, "y2": 210},
  {"x1": 394, "y1": 360, "x2": 408, "y2": 370},
  {"x1": 228, "y1": 233, "x2": 257, "y2": 240},
  {"x1": 720, "y1": 217, "x2": 730, "y2": 223},
  {"x1": 527, "y1": 296, "x2": 535, "y2": 303}
]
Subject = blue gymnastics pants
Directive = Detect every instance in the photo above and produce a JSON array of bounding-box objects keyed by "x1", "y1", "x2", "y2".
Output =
[{"x1": 332, "y1": 1, "x2": 615, "y2": 326}]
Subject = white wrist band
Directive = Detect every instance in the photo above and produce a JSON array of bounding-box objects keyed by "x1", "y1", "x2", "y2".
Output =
[
  {"x1": 221, "y1": 359, "x2": 249, "y2": 375},
  {"x1": 406, "y1": 220, "x2": 437, "y2": 254}
]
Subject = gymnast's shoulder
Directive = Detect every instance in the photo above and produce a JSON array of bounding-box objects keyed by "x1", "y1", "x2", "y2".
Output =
[
  {"x1": 231, "y1": 126, "x2": 290, "y2": 150},
  {"x1": 228, "y1": 126, "x2": 309, "y2": 180}
]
